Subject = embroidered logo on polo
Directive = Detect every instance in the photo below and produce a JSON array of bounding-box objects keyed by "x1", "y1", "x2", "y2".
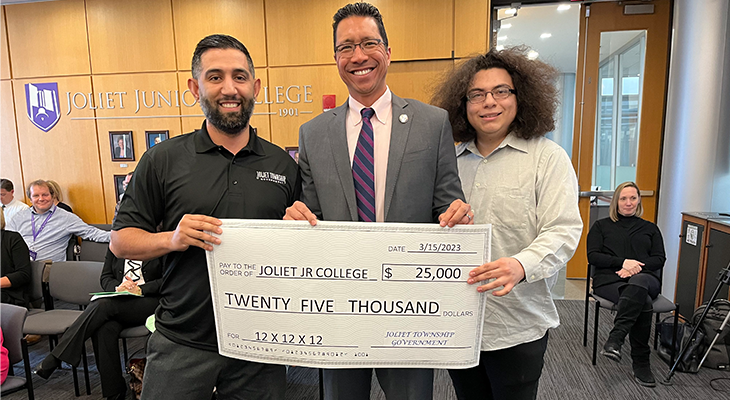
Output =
[
  {"x1": 25, "y1": 82, "x2": 61, "y2": 132},
  {"x1": 256, "y1": 171, "x2": 287, "y2": 185}
]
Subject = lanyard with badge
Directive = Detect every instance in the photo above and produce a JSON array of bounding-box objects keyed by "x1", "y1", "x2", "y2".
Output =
[{"x1": 29, "y1": 205, "x2": 56, "y2": 261}]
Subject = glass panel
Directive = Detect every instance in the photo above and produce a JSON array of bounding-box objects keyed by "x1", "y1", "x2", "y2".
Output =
[
  {"x1": 593, "y1": 59, "x2": 615, "y2": 193},
  {"x1": 592, "y1": 30, "x2": 646, "y2": 195},
  {"x1": 494, "y1": 3, "x2": 580, "y2": 156},
  {"x1": 617, "y1": 40, "x2": 644, "y2": 185}
]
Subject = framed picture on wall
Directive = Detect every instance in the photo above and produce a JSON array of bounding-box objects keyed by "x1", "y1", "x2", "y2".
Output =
[
  {"x1": 113, "y1": 174, "x2": 127, "y2": 204},
  {"x1": 110, "y1": 131, "x2": 134, "y2": 162},
  {"x1": 286, "y1": 146, "x2": 299, "y2": 164},
  {"x1": 146, "y1": 130, "x2": 169, "y2": 150}
]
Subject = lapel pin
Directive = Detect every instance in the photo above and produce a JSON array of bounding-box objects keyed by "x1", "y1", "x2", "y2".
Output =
[{"x1": 399, "y1": 114, "x2": 408, "y2": 124}]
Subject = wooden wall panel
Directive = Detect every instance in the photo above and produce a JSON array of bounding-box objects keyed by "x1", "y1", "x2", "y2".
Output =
[
  {"x1": 266, "y1": 0, "x2": 454, "y2": 66},
  {"x1": 92, "y1": 72, "x2": 184, "y2": 222},
  {"x1": 5, "y1": 0, "x2": 90, "y2": 78},
  {"x1": 2, "y1": 0, "x2": 493, "y2": 222},
  {"x1": 177, "y1": 70, "x2": 271, "y2": 141},
  {"x1": 177, "y1": 71, "x2": 205, "y2": 135},
  {"x1": 86, "y1": 0, "x2": 176, "y2": 74},
  {"x1": 388, "y1": 60, "x2": 454, "y2": 105},
  {"x1": 268, "y1": 65, "x2": 349, "y2": 147},
  {"x1": 0, "y1": 80, "x2": 24, "y2": 204},
  {"x1": 13, "y1": 76, "x2": 106, "y2": 223},
  {"x1": 266, "y1": 0, "x2": 342, "y2": 66},
  {"x1": 1, "y1": 7, "x2": 11, "y2": 80},
  {"x1": 375, "y1": 0, "x2": 453, "y2": 61},
  {"x1": 172, "y1": 0, "x2": 267, "y2": 69},
  {"x1": 455, "y1": 0, "x2": 489, "y2": 57}
]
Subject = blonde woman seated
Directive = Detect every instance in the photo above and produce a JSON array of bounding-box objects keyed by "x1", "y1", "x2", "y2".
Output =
[
  {"x1": 587, "y1": 181, "x2": 666, "y2": 387},
  {"x1": 46, "y1": 180, "x2": 73, "y2": 213}
]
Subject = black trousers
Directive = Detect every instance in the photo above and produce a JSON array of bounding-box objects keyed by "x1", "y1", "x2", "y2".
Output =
[
  {"x1": 323, "y1": 368, "x2": 433, "y2": 400},
  {"x1": 448, "y1": 332, "x2": 549, "y2": 400},
  {"x1": 140, "y1": 331, "x2": 286, "y2": 400},
  {"x1": 593, "y1": 273, "x2": 660, "y2": 304},
  {"x1": 51, "y1": 295, "x2": 159, "y2": 397}
]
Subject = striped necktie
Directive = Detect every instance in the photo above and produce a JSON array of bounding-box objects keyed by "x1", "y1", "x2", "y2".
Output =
[{"x1": 353, "y1": 107, "x2": 376, "y2": 222}]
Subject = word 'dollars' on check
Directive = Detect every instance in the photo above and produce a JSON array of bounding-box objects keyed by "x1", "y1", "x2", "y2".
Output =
[{"x1": 206, "y1": 220, "x2": 491, "y2": 369}]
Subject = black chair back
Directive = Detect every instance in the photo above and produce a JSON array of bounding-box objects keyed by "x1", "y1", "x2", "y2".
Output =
[{"x1": 48, "y1": 261, "x2": 104, "y2": 305}]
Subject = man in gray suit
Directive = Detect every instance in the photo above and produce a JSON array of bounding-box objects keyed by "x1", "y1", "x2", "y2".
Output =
[{"x1": 284, "y1": 3, "x2": 472, "y2": 399}]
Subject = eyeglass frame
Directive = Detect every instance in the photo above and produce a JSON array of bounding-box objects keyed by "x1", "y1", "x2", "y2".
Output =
[
  {"x1": 334, "y1": 38, "x2": 387, "y2": 57},
  {"x1": 465, "y1": 86, "x2": 517, "y2": 104}
]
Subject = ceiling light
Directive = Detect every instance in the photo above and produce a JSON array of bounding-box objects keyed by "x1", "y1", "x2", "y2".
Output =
[
  {"x1": 505, "y1": 8, "x2": 517, "y2": 16},
  {"x1": 557, "y1": 4, "x2": 571, "y2": 11},
  {"x1": 496, "y1": 45, "x2": 505, "y2": 51},
  {"x1": 501, "y1": 23, "x2": 512, "y2": 29},
  {"x1": 527, "y1": 50, "x2": 539, "y2": 60},
  {"x1": 498, "y1": 36, "x2": 508, "y2": 41},
  {"x1": 540, "y1": 33, "x2": 552, "y2": 39}
]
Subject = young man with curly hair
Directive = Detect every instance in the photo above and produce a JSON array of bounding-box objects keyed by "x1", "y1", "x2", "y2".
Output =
[{"x1": 433, "y1": 47, "x2": 583, "y2": 400}]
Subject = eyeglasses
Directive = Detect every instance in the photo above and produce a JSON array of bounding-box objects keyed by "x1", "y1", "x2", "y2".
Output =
[
  {"x1": 466, "y1": 87, "x2": 517, "y2": 104},
  {"x1": 335, "y1": 39, "x2": 385, "y2": 57}
]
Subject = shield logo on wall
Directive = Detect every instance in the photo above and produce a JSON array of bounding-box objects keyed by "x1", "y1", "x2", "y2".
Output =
[{"x1": 25, "y1": 82, "x2": 61, "y2": 132}]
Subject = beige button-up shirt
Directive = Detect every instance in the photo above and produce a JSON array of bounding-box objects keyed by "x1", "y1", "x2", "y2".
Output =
[{"x1": 456, "y1": 134, "x2": 582, "y2": 351}]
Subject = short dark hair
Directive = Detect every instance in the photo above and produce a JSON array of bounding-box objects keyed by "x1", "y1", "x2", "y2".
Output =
[
  {"x1": 26, "y1": 179, "x2": 54, "y2": 199},
  {"x1": 0, "y1": 178, "x2": 13, "y2": 192},
  {"x1": 432, "y1": 46, "x2": 559, "y2": 143},
  {"x1": 332, "y1": 2, "x2": 389, "y2": 51},
  {"x1": 191, "y1": 34, "x2": 255, "y2": 80}
]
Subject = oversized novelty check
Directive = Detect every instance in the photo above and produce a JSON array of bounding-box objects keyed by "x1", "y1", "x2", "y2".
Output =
[{"x1": 206, "y1": 220, "x2": 491, "y2": 369}]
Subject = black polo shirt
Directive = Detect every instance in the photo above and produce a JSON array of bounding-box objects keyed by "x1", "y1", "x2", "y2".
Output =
[{"x1": 113, "y1": 121, "x2": 301, "y2": 351}]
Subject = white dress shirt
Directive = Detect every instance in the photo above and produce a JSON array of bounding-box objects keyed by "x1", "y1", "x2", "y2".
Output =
[
  {"x1": 456, "y1": 134, "x2": 582, "y2": 351},
  {"x1": 6, "y1": 206, "x2": 110, "y2": 262},
  {"x1": 346, "y1": 88, "x2": 393, "y2": 223},
  {"x1": 2, "y1": 198, "x2": 30, "y2": 224}
]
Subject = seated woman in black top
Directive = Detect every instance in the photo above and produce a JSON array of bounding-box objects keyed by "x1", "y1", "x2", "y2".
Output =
[
  {"x1": 587, "y1": 181, "x2": 665, "y2": 388},
  {"x1": 36, "y1": 249, "x2": 162, "y2": 400},
  {"x1": 1, "y1": 207, "x2": 31, "y2": 307}
]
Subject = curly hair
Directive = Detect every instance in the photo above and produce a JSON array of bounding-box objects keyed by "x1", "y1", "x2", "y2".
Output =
[{"x1": 432, "y1": 46, "x2": 559, "y2": 143}]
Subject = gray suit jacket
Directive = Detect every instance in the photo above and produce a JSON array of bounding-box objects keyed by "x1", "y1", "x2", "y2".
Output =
[{"x1": 298, "y1": 93, "x2": 464, "y2": 223}]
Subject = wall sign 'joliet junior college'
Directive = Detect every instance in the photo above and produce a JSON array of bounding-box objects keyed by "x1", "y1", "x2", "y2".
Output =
[{"x1": 24, "y1": 81, "x2": 317, "y2": 131}]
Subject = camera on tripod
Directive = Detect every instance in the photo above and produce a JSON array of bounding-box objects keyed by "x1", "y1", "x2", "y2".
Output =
[{"x1": 662, "y1": 263, "x2": 730, "y2": 384}]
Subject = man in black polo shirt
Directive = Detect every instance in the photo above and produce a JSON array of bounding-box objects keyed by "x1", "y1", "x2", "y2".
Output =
[{"x1": 110, "y1": 35, "x2": 299, "y2": 400}]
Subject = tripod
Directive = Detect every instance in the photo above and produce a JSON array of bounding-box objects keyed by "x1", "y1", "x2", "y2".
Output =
[{"x1": 662, "y1": 264, "x2": 730, "y2": 385}]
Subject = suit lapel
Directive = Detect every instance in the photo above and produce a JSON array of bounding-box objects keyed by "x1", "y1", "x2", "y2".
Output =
[
  {"x1": 328, "y1": 103, "x2": 359, "y2": 221},
  {"x1": 383, "y1": 94, "x2": 412, "y2": 221}
]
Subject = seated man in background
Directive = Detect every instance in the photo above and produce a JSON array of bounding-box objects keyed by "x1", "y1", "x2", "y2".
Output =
[
  {"x1": 7, "y1": 179, "x2": 110, "y2": 262},
  {"x1": 0, "y1": 178, "x2": 29, "y2": 223}
]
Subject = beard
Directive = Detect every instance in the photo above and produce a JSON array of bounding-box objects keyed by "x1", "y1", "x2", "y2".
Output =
[{"x1": 199, "y1": 94, "x2": 256, "y2": 136}]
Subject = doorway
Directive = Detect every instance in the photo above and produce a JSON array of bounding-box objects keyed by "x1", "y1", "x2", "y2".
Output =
[{"x1": 492, "y1": 0, "x2": 673, "y2": 297}]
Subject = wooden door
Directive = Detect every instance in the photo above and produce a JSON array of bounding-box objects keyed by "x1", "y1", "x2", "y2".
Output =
[{"x1": 567, "y1": 0, "x2": 672, "y2": 278}]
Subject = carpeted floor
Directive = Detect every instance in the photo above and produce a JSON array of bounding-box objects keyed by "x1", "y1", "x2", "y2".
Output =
[{"x1": 4, "y1": 300, "x2": 729, "y2": 399}]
